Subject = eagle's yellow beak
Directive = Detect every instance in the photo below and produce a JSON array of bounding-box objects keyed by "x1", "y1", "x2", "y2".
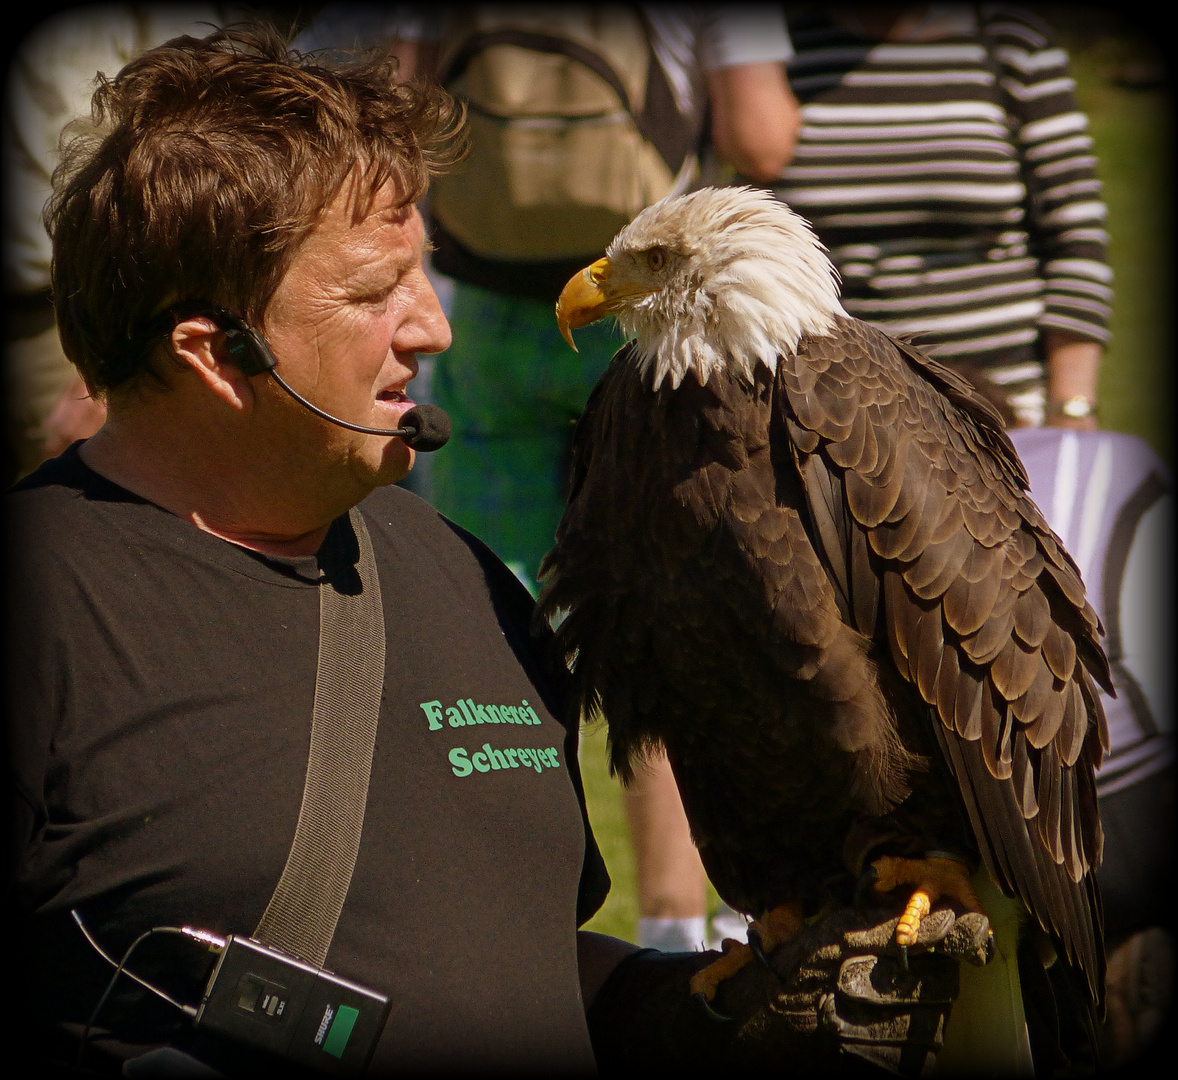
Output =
[{"x1": 555, "y1": 257, "x2": 612, "y2": 352}]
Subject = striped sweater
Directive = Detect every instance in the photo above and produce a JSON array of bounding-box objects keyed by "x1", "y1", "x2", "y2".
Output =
[{"x1": 773, "y1": 4, "x2": 1112, "y2": 423}]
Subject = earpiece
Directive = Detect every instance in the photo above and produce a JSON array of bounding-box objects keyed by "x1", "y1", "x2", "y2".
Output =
[
  {"x1": 221, "y1": 325, "x2": 278, "y2": 377},
  {"x1": 195, "y1": 307, "x2": 278, "y2": 377}
]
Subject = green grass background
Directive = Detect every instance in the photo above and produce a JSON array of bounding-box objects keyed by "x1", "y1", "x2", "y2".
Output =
[{"x1": 577, "y1": 10, "x2": 1172, "y2": 945}]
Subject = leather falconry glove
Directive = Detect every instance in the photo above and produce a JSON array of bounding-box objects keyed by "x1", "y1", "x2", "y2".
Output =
[{"x1": 587, "y1": 901, "x2": 994, "y2": 1075}]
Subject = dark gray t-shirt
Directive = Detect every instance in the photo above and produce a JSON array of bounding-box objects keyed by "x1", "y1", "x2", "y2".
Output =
[{"x1": 6, "y1": 444, "x2": 609, "y2": 1075}]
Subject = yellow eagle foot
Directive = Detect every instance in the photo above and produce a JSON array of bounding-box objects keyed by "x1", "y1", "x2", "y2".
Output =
[
  {"x1": 689, "y1": 939, "x2": 756, "y2": 1020},
  {"x1": 688, "y1": 901, "x2": 806, "y2": 1017},
  {"x1": 870, "y1": 855, "x2": 985, "y2": 961}
]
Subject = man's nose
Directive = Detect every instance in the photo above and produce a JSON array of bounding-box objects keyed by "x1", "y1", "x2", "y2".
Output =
[{"x1": 396, "y1": 272, "x2": 452, "y2": 357}]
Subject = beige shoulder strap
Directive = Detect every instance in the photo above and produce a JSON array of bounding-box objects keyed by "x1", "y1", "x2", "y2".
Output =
[{"x1": 253, "y1": 507, "x2": 385, "y2": 967}]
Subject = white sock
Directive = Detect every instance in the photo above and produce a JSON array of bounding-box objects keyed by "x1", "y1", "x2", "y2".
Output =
[
  {"x1": 709, "y1": 902, "x2": 750, "y2": 949},
  {"x1": 637, "y1": 916, "x2": 708, "y2": 952}
]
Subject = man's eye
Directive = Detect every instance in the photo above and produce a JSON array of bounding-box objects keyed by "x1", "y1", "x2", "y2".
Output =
[
  {"x1": 356, "y1": 288, "x2": 394, "y2": 306},
  {"x1": 647, "y1": 247, "x2": 668, "y2": 272}
]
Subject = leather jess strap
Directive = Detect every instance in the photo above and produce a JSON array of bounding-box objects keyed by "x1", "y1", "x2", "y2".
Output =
[{"x1": 252, "y1": 508, "x2": 386, "y2": 968}]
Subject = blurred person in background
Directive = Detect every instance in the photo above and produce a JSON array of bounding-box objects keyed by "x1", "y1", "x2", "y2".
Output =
[
  {"x1": 771, "y1": 4, "x2": 1109, "y2": 430},
  {"x1": 3, "y1": 5, "x2": 231, "y2": 485}
]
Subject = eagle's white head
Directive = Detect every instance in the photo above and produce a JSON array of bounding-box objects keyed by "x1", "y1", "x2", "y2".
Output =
[{"x1": 556, "y1": 186, "x2": 845, "y2": 390}]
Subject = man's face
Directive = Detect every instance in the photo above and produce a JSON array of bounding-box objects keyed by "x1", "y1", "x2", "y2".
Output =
[{"x1": 261, "y1": 179, "x2": 451, "y2": 491}]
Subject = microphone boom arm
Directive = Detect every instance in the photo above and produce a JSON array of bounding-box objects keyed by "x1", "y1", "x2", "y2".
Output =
[{"x1": 269, "y1": 369, "x2": 423, "y2": 438}]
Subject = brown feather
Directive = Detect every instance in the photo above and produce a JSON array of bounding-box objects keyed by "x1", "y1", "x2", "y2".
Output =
[
  {"x1": 886, "y1": 447, "x2": 933, "y2": 526},
  {"x1": 959, "y1": 603, "x2": 1016, "y2": 665},
  {"x1": 1012, "y1": 585, "x2": 1052, "y2": 648},
  {"x1": 979, "y1": 690, "x2": 1014, "y2": 780},
  {"x1": 1041, "y1": 619, "x2": 1078, "y2": 682},
  {"x1": 928, "y1": 496, "x2": 967, "y2": 545},
  {"x1": 883, "y1": 569, "x2": 911, "y2": 681},
  {"x1": 1043, "y1": 558, "x2": 1090, "y2": 612},
  {"x1": 845, "y1": 466, "x2": 903, "y2": 528},
  {"x1": 1006, "y1": 548, "x2": 1047, "y2": 595},
  {"x1": 942, "y1": 556, "x2": 1003, "y2": 637},
  {"x1": 1011, "y1": 732, "x2": 1039, "y2": 820},
  {"x1": 786, "y1": 417, "x2": 819, "y2": 454},
  {"x1": 1054, "y1": 680, "x2": 1088, "y2": 769},
  {"x1": 1011, "y1": 656, "x2": 1055, "y2": 725},
  {"x1": 826, "y1": 404, "x2": 870, "y2": 470},
  {"x1": 1036, "y1": 744, "x2": 1065, "y2": 864},
  {"x1": 1058, "y1": 768, "x2": 1085, "y2": 882},
  {"x1": 903, "y1": 529, "x2": 973, "y2": 600},
  {"x1": 894, "y1": 482, "x2": 955, "y2": 564},
  {"x1": 1082, "y1": 678, "x2": 1111, "y2": 756},
  {"x1": 1024, "y1": 675, "x2": 1068, "y2": 750},
  {"x1": 953, "y1": 662, "x2": 985, "y2": 741},
  {"x1": 934, "y1": 641, "x2": 960, "y2": 729},
  {"x1": 990, "y1": 636, "x2": 1041, "y2": 701},
  {"x1": 795, "y1": 454, "x2": 852, "y2": 617},
  {"x1": 849, "y1": 522, "x2": 880, "y2": 637},
  {"x1": 959, "y1": 500, "x2": 1013, "y2": 549},
  {"x1": 913, "y1": 602, "x2": 945, "y2": 704}
]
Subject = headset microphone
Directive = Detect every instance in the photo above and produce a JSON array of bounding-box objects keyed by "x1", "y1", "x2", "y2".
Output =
[
  {"x1": 377, "y1": 403, "x2": 451, "y2": 452},
  {"x1": 197, "y1": 306, "x2": 451, "y2": 451}
]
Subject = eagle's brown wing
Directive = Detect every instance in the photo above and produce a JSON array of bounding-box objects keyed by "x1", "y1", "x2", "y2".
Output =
[{"x1": 776, "y1": 314, "x2": 1111, "y2": 1004}]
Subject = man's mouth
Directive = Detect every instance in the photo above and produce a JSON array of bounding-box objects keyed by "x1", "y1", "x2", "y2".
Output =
[{"x1": 377, "y1": 388, "x2": 409, "y2": 404}]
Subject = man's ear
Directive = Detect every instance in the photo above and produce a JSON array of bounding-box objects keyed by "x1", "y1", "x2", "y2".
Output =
[{"x1": 168, "y1": 317, "x2": 256, "y2": 410}]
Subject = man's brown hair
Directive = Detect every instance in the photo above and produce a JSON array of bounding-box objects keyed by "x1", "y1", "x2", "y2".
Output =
[{"x1": 47, "y1": 23, "x2": 465, "y2": 393}]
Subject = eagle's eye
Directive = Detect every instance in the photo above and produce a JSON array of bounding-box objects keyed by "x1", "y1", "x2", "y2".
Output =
[{"x1": 646, "y1": 246, "x2": 668, "y2": 273}]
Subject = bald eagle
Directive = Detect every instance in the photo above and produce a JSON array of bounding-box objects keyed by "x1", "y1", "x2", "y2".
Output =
[{"x1": 540, "y1": 186, "x2": 1109, "y2": 1053}]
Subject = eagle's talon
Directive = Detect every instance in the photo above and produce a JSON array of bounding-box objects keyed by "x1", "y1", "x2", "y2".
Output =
[
  {"x1": 693, "y1": 990, "x2": 732, "y2": 1023},
  {"x1": 747, "y1": 926, "x2": 770, "y2": 968},
  {"x1": 854, "y1": 863, "x2": 881, "y2": 906}
]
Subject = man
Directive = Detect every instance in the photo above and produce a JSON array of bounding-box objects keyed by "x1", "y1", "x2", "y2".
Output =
[{"x1": 7, "y1": 25, "x2": 983, "y2": 1076}]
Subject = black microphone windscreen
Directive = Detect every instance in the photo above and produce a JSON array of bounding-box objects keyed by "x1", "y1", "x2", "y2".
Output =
[{"x1": 399, "y1": 404, "x2": 451, "y2": 452}]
